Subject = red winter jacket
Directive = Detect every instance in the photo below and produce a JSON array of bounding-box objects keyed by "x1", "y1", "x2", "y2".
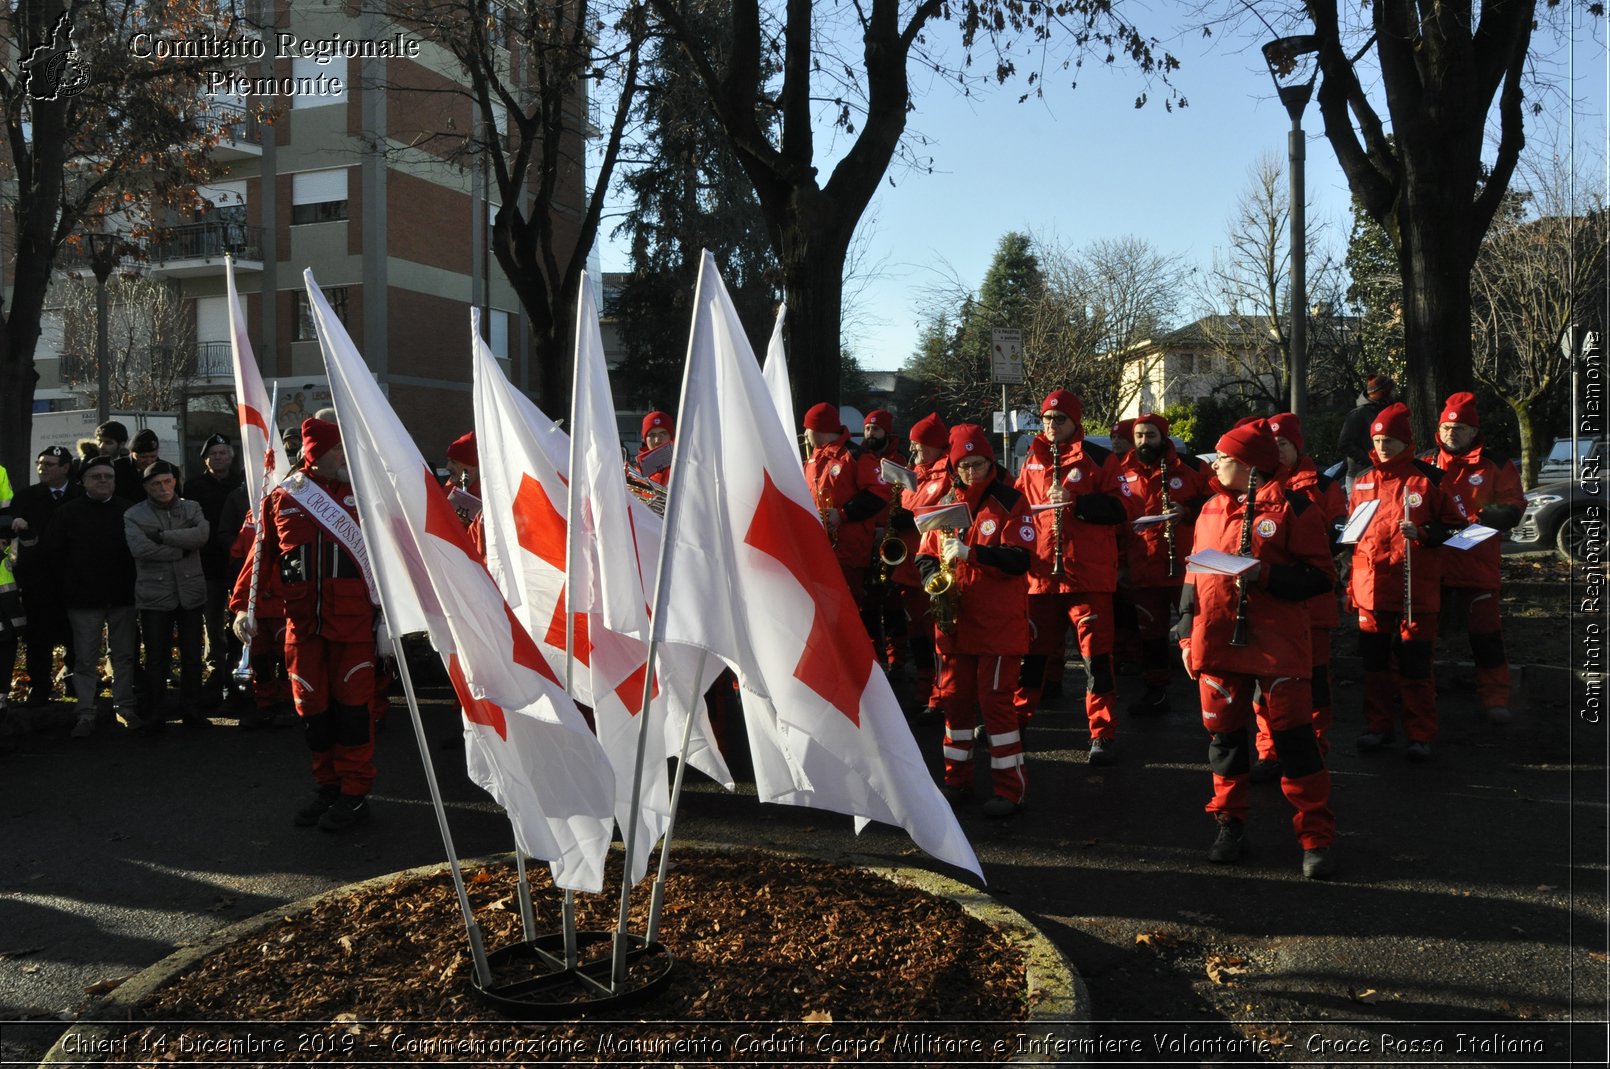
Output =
[
  {"x1": 1275, "y1": 456, "x2": 1347, "y2": 629},
  {"x1": 884, "y1": 456, "x2": 948, "y2": 589},
  {"x1": 1116, "y1": 446, "x2": 1209, "y2": 589},
  {"x1": 230, "y1": 470, "x2": 374, "y2": 643},
  {"x1": 1182, "y1": 478, "x2": 1334, "y2": 679},
  {"x1": 915, "y1": 467, "x2": 1033, "y2": 655},
  {"x1": 805, "y1": 431, "x2": 886, "y2": 571},
  {"x1": 1015, "y1": 433, "x2": 1127, "y2": 594},
  {"x1": 1347, "y1": 450, "x2": 1465, "y2": 615},
  {"x1": 1424, "y1": 441, "x2": 1525, "y2": 589}
]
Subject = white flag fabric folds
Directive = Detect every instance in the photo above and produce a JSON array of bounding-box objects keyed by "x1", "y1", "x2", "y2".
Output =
[
  {"x1": 469, "y1": 311, "x2": 732, "y2": 862},
  {"x1": 225, "y1": 256, "x2": 290, "y2": 509},
  {"x1": 653, "y1": 253, "x2": 982, "y2": 880},
  {"x1": 759, "y1": 303, "x2": 799, "y2": 475},
  {"x1": 304, "y1": 271, "x2": 616, "y2": 893}
]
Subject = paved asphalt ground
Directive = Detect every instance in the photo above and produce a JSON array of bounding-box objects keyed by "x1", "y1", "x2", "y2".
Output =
[{"x1": 2, "y1": 634, "x2": 1607, "y2": 1066}]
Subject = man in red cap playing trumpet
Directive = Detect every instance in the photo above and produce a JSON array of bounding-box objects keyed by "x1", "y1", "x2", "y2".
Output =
[
  {"x1": 914, "y1": 425, "x2": 1034, "y2": 817},
  {"x1": 1180, "y1": 419, "x2": 1337, "y2": 878},
  {"x1": 232, "y1": 417, "x2": 379, "y2": 832},
  {"x1": 1422, "y1": 392, "x2": 1525, "y2": 724}
]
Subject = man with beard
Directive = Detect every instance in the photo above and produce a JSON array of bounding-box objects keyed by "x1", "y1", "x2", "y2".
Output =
[
  {"x1": 184, "y1": 434, "x2": 244, "y2": 705},
  {"x1": 232, "y1": 418, "x2": 378, "y2": 830},
  {"x1": 1013, "y1": 390, "x2": 1128, "y2": 764},
  {"x1": 1116, "y1": 414, "x2": 1208, "y2": 715}
]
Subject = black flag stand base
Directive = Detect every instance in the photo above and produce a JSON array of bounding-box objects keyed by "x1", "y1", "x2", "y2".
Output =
[{"x1": 471, "y1": 932, "x2": 675, "y2": 1017}]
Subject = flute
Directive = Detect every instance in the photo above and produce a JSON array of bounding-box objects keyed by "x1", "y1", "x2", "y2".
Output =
[
  {"x1": 1159, "y1": 453, "x2": 1177, "y2": 578},
  {"x1": 1403, "y1": 485, "x2": 1414, "y2": 627},
  {"x1": 1050, "y1": 440, "x2": 1065, "y2": 577},
  {"x1": 1229, "y1": 469, "x2": 1259, "y2": 647}
]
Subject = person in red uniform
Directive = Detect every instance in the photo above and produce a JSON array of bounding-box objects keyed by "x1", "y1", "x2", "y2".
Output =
[
  {"x1": 1347, "y1": 402, "x2": 1467, "y2": 762},
  {"x1": 914, "y1": 425, "x2": 1034, "y2": 818},
  {"x1": 900, "y1": 412, "x2": 952, "y2": 720},
  {"x1": 637, "y1": 411, "x2": 674, "y2": 487},
  {"x1": 1180, "y1": 419, "x2": 1338, "y2": 878},
  {"x1": 1106, "y1": 417, "x2": 1141, "y2": 679},
  {"x1": 226, "y1": 489, "x2": 292, "y2": 729},
  {"x1": 231, "y1": 418, "x2": 378, "y2": 830},
  {"x1": 802, "y1": 402, "x2": 888, "y2": 607},
  {"x1": 1249, "y1": 413, "x2": 1348, "y2": 780},
  {"x1": 1012, "y1": 390, "x2": 1128, "y2": 764},
  {"x1": 858, "y1": 409, "x2": 908, "y2": 671},
  {"x1": 1424, "y1": 392, "x2": 1526, "y2": 724},
  {"x1": 1116, "y1": 413, "x2": 1209, "y2": 714}
]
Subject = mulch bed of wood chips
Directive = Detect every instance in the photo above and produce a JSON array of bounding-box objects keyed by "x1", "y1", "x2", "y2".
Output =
[{"x1": 100, "y1": 849, "x2": 1030, "y2": 1064}]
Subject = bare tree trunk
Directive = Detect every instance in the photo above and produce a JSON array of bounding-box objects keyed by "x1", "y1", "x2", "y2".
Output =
[{"x1": 1396, "y1": 183, "x2": 1479, "y2": 446}]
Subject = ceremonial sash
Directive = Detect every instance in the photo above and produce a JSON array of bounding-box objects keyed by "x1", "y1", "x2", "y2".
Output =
[{"x1": 280, "y1": 471, "x2": 378, "y2": 604}]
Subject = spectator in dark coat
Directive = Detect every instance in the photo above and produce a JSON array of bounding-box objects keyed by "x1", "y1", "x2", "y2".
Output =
[
  {"x1": 183, "y1": 434, "x2": 244, "y2": 703},
  {"x1": 4, "y1": 446, "x2": 83, "y2": 706},
  {"x1": 43, "y1": 457, "x2": 140, "y2": 737},
  {"x1": 1336, "y1": 374, "x2": 1399, "y2": 485}
]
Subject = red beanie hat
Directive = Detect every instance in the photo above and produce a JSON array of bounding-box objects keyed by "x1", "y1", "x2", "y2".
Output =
[
  {"x1": 949, "y1": 423, "x2": 995, "y2": 466},
  {"x1": 863, "y1": 408, "x2": 893, "y2": 432},
  {"x1": 300, "y1": 417, "x2": 341, "y2": 466},
  {"x1": 1268, "y1": 412, "x2": 1304, "y2": 454},
  {"x1": 1215, "y1": 418, "x2": 1280, "y2": 475},
  {"x1": 1439, "y1": 392, "x2": 1480, "y2": 429},
  {"x1": 1041, "y1": 390, "x2": 1081, "y2": 423},
  {"x1": 1110, "y1": 418, "x2": 1136, "y2": 442},
  {"x1": 446, "y1": 431, "x2": 477, "y2": 467},
  {"x1": 641, "y1": 410, "x2": 674, "y2": 439},
  {"x1": 1133, "y1": 412, "x2": 1170, "y2": 439},
  {"x1": 1370, "y1": 402, "x2": 1414, "y2": 450},
  {"x1": 802, "y1": 402, "x2": 840, "y2": 433},
  {"x1": 909, "y1": 412, "x2": 949, "y2": 450}
]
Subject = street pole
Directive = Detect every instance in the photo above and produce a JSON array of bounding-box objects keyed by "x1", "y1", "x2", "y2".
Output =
[
  {"x1": 1288, "y1": 113, "x2": 1307, "y2": 424},
  {"x1": 88, "y1": 232, "x2": 118, "y2": 426}
]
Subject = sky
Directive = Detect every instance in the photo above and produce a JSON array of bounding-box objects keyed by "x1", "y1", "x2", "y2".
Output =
[{"x1": 596, "y1": 11, "x2": 1608, "y2": 374}]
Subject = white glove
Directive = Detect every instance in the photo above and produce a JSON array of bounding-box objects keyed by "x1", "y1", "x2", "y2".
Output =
[
  {"x1": 941, "y1": 536, "x2": 969, "y2": 564},
  {"x1": 233, "y1": 611, "x2": 257, "y2": 644}
]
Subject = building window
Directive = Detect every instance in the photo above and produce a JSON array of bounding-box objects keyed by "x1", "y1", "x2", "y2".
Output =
[
  {"x1": 291, "y1": 56, "x2": 348, "y2": 109},
  {"x1": 292, "y1": 168, "x2": 349, "y2": 225},
  {"x1": 293, "y1": 287, "x2": 348, "y2": 342}
]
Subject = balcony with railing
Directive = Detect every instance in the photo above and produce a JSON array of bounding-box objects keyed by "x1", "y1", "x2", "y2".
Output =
[
  {"x1": 56, "y1": 340, "x2": 237, "y2": 388},
  {"x1": 190, "y1": 340, "x2": 234, "y2": 382},
  {"x1": 146, "y1": 221, "x2": 264, "y2": 278},
  {"x1": 202, "y1": 101, "x2": 264, "y2": 161}
]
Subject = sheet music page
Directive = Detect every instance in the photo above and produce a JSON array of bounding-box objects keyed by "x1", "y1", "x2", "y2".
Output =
[{"x1": 1337, "y1": 499, "x2": 1380, "y2": 544}]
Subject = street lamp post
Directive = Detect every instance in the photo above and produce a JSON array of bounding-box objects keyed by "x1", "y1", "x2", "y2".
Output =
[
  {"x1": 1262, "y1": 35, "x2": 1321, "y2": 425},
  {"x1": 86, "y1": 231, "x2": 120, "y2": 426}
]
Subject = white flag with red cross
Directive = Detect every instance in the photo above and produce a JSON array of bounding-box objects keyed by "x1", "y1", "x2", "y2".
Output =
[
  {"x1": 225, "y1": 256, "x2": 290, "y2": 510},
  {"x1": 304, "y1": 270, "x2": 617, "y2": 893},
  {"x1": 653, "y1": 253, "x2": 982, "y2": 879}
]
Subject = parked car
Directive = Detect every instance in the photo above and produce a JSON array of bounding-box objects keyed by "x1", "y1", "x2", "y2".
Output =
[
  {"x1": 1509, "y1": 477, "x2": 1609, "y2": 561},
  {"x1": 1537, "y1": 437, "x2": 1606, "y2": 483}
]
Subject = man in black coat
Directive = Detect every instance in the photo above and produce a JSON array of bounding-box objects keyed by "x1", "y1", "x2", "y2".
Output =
[
  {"x1": 3, "y1": 447, "x2": 83, "y2": 706},
  {"x1": 43, "y1": 457, "x2": 142, "y2": 737},
  {"x1": 183, "y1": 434, "x2": 244, "y2": 703},
  {"x1": 1336, "y1": 373, "x2": 1398, "y2": 488}
]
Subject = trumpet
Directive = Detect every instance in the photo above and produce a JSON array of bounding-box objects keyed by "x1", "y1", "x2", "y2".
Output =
[
  {"x1": 924, "y1": 490, "x2": 960, "y2": 634},
  {"x1": 624, "y1": 464, "x2": 670, "y2": 516}
]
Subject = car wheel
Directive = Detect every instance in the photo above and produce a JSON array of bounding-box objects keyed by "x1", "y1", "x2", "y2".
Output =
[{"x1": 1557, "y1": 509, "x2": 1599, "y2": 562}]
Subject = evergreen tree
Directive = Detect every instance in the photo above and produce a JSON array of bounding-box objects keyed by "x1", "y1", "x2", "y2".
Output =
[
  {"x1": 611, "y1": 9, "x2": 780, "y2": 411},
  {"x1": 1343, "y1": 200, "x2": 1406, "y2": 394}
]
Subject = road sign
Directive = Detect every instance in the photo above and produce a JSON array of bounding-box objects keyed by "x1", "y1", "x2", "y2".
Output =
[{"x1": 990, "y1": 328, "x2": 1023, "y2": 385}]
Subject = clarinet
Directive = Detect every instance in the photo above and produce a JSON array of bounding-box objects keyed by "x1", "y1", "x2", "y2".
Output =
[
  {"x1": 1229, "y1": 469, "x2": 1260, "y2": 647},
  {"x1": 1402, "y1": 485, "x2": 1414, "y2": 627},
  {"x1": 1050, "y1": 440, "x2": 1065, "y2": 577},
  {"x1": 1158, "y1": 453, "x2": 1177, "y2": 578}
]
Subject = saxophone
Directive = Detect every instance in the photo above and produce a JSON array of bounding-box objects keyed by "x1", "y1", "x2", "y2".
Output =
[
  {"x1": 1229, "y1": 469, "x2": 1260, "y2": 647},
  {"x1": 924, "y1": 488, "x2": 960, "y2": 634},
  {"x1": 1050, "y1": 439, "x2": 1065, "y2": 577},
  {"x1": 1158, "y1": 453, "x2": 1177, "y2": 578},
  {"x1": 877, "y1": 483, "x2": 908, "y2": 578}
]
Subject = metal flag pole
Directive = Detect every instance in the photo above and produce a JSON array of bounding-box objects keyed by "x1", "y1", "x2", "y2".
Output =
[
  {"x1": 646, "y1": 649, "x2": 711, "y2": 944},
  {"x1": 610, "y1": 630, "x2": 664, "y2": 988},
  {"x1": 514, "y1": 852, "x2": 537, "y2": 944},
  {"x1": 391, "y1": 635, "x2": 492, "y2": 987}
]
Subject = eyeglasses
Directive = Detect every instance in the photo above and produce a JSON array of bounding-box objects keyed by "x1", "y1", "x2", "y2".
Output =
[
  {"x1": 956, "y1": 459, "x2": 991, "y2": 472},
  {"x1": 1042, "y1": 413, "x2": 1069, "y2": 423}
]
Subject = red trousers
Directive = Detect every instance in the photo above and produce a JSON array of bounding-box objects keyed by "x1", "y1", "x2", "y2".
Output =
[
  {"x1": 1131, "y1": 585, "x2": 1181, "y2": 688},
  {"x1": 248, "y1": 618, "x2": 291, "y2": 710},
  {"x1": 286, "y1": 633, "x2": 377, "y2": 797},
  {"x1": 1358, "y1": 609, "x2": 1440, "y2": 743},
  {"x1": 1199, "y1": 670, "x2": 1334, "y2": 849},
  {"x1": 1441, "y1": 585, "x2": 1510, "y2": 709},
  {"x1": 939, "y1": 643, "x2": 1026, "y2": 803},
  {"x1": 1015, "y1": 592, "x2": 1116, "y2": 738},
  {"x1": 1255, "y1": 626, "x2": 1334, "y2": 759}
]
